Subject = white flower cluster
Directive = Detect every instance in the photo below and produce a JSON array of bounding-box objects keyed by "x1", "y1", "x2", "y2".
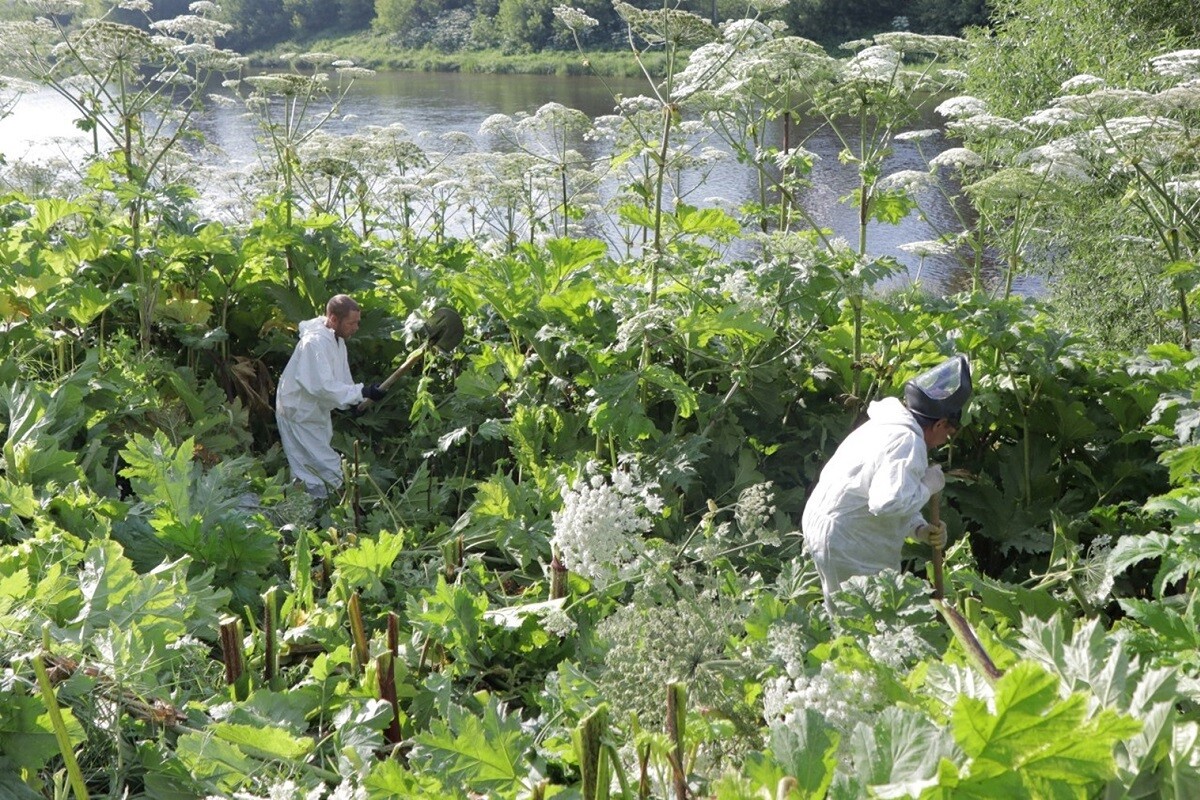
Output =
[
  {"x1": 929, "y1": 146, "x2": 984, "y2": 172},
  {"x1": 866, "y1": 622, "x2": 936, "y2": 670},
  {"x1": 1151, "y1": 82, "x2": 1200, "y2": 113},
  {"x1": 767, "y1": 621, "x2": 811, "y2": 678},
  {"x1": 1060, "y1": 73, "x2": 1106, "y2": 93},
  {"x1": 946, "y1": 113, "x2": 1026, "y2": 139},
  {"x1": 1022, "y1": 106, "x2": 1085, "y2": 129},
  {"x1": 763, "y1": 661, "x2": 884, "y2": 734},
  {"x1": 773, "y1": 146, "x2": 819, "y2": 174},
  {"x1": 935, "y1": 95, "x2": 988, "y2": 120},
  {"x1": 614, "y1": 305, "x2": 673, "y2": 352},
  {"x1": 898, "y1": 238, "x2": 956, "y2": 259},
  {"x1": 1054, "y1": 88, "x2": 1152, "y2": 116},
  {"x1": 877, "y1": 168, "x2": 935, "y2": 194},
  {"x1": 551, "y1": 461, "x2": 664, "y2": 589},
  {"x1": 1150, "y1": 49, "x2": 1200, "y2": 79},
  {"x1": 895, "y1": 128, "x2": 940, "y2": 142},
  {"x1": 842, "y1": 45, "x2": 901, "y2": 84},
  {"x1": 552, "y1": 5, "x2": 599, "y2": 30},
  {"x1": 539, "y1": 604, "x2": 577, "y2": 637}
]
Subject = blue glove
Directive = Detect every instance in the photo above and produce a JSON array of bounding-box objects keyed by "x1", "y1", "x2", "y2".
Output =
[{"x1": 362, "y1": 383, "x2": 386, "y2": 402}]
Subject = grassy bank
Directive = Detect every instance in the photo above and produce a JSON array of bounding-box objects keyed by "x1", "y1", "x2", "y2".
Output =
[{"x1": 251, "y1": 31, "x2": 669, "y2": 78}]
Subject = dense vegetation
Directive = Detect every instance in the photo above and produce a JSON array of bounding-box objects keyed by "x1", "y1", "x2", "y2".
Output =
[{"x1": 2, "y1": 0, "x2": 1200, "y2": 797}]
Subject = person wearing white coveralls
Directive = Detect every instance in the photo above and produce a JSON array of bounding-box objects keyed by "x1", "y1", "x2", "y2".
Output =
[
  {"x1": 276, "y1": 295, "x2": 386, "y2": 499},
  {"x1": 802, "y1": 355, "x2": 972, "y2": 606}
]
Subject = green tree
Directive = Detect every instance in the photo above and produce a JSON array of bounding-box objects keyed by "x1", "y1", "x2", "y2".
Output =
[
  {"x1": 220, "y1": 0, "x2": 290, "y2": 50},
  {"x1": 496, "y1": 0, "x2": 554, "y2": 53},
  {"x1": 908, "y1": 0, "x2": 988, "y2": 35},
  {"x1": 374, "y1": 0, "x2": 440, "y2": 35},
  {"x1": 964, "y1": 0, "x2": 1185, "y2": 118}
]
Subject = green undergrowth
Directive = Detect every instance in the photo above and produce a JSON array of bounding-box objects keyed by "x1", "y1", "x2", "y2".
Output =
[{"x1": 250, "y1": 32, "x2": 670, "y2": 77}]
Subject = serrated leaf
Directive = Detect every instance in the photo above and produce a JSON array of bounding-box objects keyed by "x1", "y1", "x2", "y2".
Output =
[
  {"x1": 642, "y1": 363, "x2": 698, "y2": 419},
  {"x1": 333, "y1": 530, "x2": 406, "y2": 599},
  {"x1": 175, "y1": 731, "x2": 257, "y2": 792},
  {"x1": 411, "y1": 697, "x2": 533, "y2": 792},
  {"x1": 851, "y1": 707, "x2": 957, "y2": 794},
  {"x1": 676, "y1": 304, "x2": 775, "y2": 347},
  {"x1": 950, "y1": 661, "x2": 1141, "y2": 794},
  {"x1": 0, "y1": 694, "x2": 82, "y2": 776}
]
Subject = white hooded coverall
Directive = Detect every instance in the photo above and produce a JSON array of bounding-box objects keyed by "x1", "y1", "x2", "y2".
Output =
[
  {"x1": 276, "y1": 317, "x2": 366, "y2": 498},
  {"x1": 801, "y1": 396, "x2": 932, "y2": 597}
]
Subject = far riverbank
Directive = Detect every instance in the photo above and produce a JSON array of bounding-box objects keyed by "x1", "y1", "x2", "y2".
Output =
[{"x1": 249, "y1": 31, "x2": 670, "y2": 77}]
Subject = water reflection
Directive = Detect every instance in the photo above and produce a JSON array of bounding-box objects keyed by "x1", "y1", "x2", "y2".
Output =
[{"x1": 0, "y1": 71, "x2": 1033, "y2": 295}]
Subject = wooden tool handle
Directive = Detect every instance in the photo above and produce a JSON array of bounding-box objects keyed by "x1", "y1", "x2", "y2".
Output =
[
  {"x1": 380, "y1": 344, "x2": 427, "y2": 391},
  {"x1": 930, "y1": 490, "x2": 944, "y2": 599},
  {"x1": 357, "y1": 345, "x2": 426, "y2": 410}
]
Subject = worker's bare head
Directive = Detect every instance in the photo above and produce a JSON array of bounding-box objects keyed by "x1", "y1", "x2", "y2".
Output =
[{"x1": 325, "y1": 294, "x2": 361, "y2": 340}]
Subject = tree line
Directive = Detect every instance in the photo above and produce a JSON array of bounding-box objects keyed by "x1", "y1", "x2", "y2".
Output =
[{"x1": 125, "y1": 0, "x2": 991, "y2": 55}]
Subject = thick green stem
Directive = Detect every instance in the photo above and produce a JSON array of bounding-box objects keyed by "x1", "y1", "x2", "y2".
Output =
[
  {"x1": 33, "y1": 653, "x2": 90, "y2": 800},
  {"x1": 667, "y1": 681, "x2": 688, "y2": 799}
]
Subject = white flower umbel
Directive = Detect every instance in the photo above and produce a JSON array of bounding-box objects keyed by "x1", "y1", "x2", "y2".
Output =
[
  {"x1": 1054, "y1": 88, "x2": 1153, "y2": 116},
  {"x1": 896, "y1": 128, "x2": 940, "y2": 142},
  {"x1": 763, "y1": 661, "x2": 884, "y2": 734},
  {"x1": 842, "y1": 44, "x2": 901, "y2": 84},
  {"x1": 551, "y1": 460, "x2": 664, "y2": 589},
  {"x1": 1150, "y1": 49, "x2": 1200, "y2": 79},
  {"x1": 898, "y1": 239, "x2": 957, "y2": 259},
  {"x1": 929, "y1": 146, "x2": 984, "y2": 172},
  {"x1": 947, "y1": 113, "x2": 1026, "y2": 139},
  {"x1": 1022, "y1": 106, "x2": 1086, "y2": 129},
  {"x1": 1151, "y1": 81, "x2": 1200, "y2": 113},
  {"x1": 552, "y1": 6, "x2": 599, "y2": 31},
  {"x1": 877, "y1": 169, "x2": 936, "y2": 194},
  {"x1": 935, "y1": 95, "x2": 988, "y2": 120},
  {"x1": 1060, "y1": 73, "x2": 1106, "y2": 93}
]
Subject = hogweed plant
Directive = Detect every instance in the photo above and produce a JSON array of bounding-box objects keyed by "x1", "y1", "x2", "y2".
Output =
[
  {"x1": 0, "y1": 0, "x2": 243, "y2": 350},
  {"x1": 232, "y1": 51, "x2": 374, "y2": 289},
  {"x1": 479, "y1": 102, "x2": 603, "y2": 244},
  {"x1": 550, "y1": 458, "x2": 665, "y2": 591}
]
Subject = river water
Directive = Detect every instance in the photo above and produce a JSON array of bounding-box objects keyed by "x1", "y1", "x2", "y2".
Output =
[{"x1": 0, "y1": 71, "x2": 1025, "y2": 294}]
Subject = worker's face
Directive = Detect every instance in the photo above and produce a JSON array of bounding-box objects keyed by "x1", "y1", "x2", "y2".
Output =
[
  {"x1": 329, "y1": 310, "x2": 361, "y2": 340},
  {"x1": 923, "y1": 417, "x2": 958, "y2": 449}
]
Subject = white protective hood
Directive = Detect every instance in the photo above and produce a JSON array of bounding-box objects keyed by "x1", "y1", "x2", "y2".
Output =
[{"x1": 801, "y1": 397, "x2": 931, "y2": 596}]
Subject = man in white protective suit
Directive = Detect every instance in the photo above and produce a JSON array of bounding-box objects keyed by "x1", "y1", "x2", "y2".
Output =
[
  {"x1": 276, "y1": 295, "x2": 386, "y2": 499},
  {"x1": 802, "y1": 354, "x2": 972, "y2": 607}
]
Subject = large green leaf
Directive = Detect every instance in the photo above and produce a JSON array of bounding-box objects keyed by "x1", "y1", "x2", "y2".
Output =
[
  {"x1": 946, "y1": 661, "x2": 1141, "y2": 797},
  {"x1": 211, "y1": 722, "x2": 314, "y2": 761},
  {"x1": 333, "y1": 529, "x2": 407, "y2": 599},
  {"x1": 768, "y1": 710, "x2": 840, "y2": 798},
  {"x1": 411, "y1": 697, "x2": 534, "y2": 794},
  {"x1": 850, "y1": 707, "x2": 959, "y2": 795},
  {"x1": 0, "y1": 693, "x2": 81, "y2": 777}
]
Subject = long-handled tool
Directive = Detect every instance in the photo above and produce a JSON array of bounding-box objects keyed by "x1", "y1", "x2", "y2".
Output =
[
  {"x1": 357, "y1": 306, "x2": 464, "y2": 411},
  {"x1": 930, "y1": 491, "x2": 944, "y2": 599},
  {"x1": 927, "y1": 490, "x2": 1004, "y2": 683}
]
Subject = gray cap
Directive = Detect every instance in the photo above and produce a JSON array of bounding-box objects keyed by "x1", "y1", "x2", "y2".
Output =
[{"x1": 904, "y1": 355, "x2": 972, "y2": 421}]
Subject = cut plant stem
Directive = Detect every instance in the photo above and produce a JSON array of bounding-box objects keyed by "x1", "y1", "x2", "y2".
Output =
[
  {"x1": 263, "y1": 586, "x2": 279, "y2": 688},
  {"x1": 219, "y1": 615, "x2": 250, "y2": 700},
  {"x1": 348, "y1": 591, "x2": 370, "y2": 674}
]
